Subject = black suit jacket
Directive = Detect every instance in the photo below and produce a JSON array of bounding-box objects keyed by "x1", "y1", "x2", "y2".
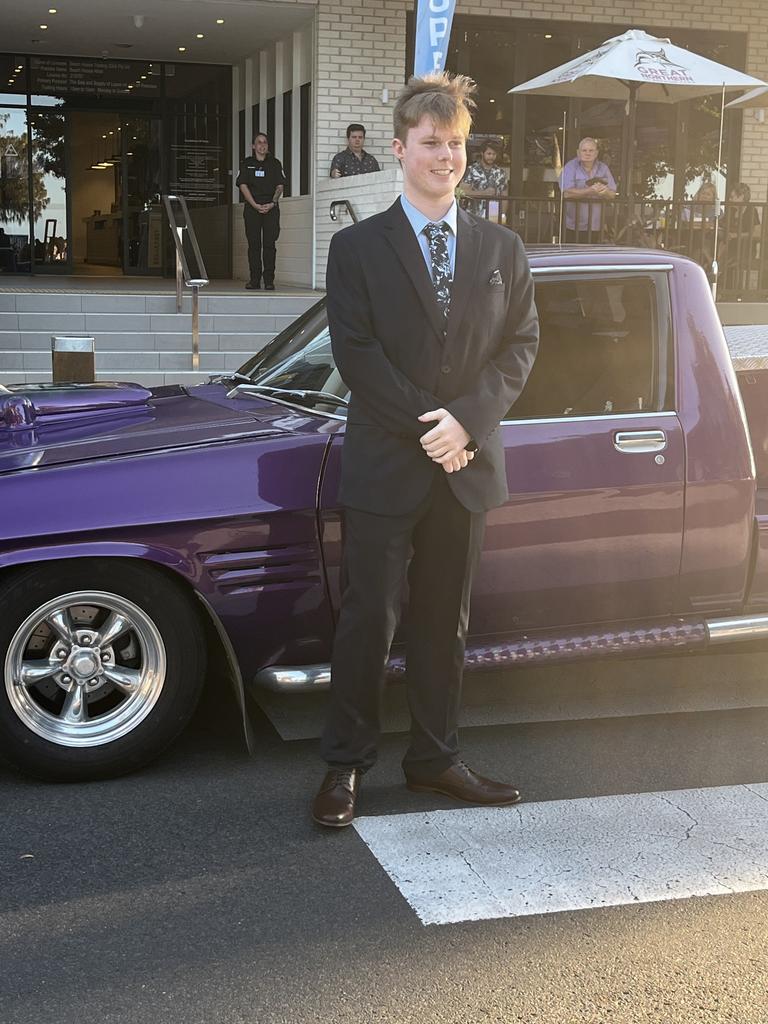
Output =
[{"x1": 326, "y1": 198, "x2": 539, "y2": 515}]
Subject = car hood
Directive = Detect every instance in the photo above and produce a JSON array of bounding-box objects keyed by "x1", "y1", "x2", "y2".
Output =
[{"x1": 0, "y1": 381, "x2": 299, "y2": 473}]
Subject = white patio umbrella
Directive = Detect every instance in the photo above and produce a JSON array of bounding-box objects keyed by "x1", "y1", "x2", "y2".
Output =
[
  {"x1": 725, "y1": 86, "x2": 768, "y2": 109},
  {"x1": 510, "y1": 29, "x2": 766, "y2": 198},
  {"x1": 510, "y1": 29, "x2": 766, "y2": 295}
]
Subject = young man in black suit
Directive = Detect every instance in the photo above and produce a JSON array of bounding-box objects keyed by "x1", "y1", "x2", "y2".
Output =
[{"x1": 312, "y1": 72, "x2": 539, "y2": 828}]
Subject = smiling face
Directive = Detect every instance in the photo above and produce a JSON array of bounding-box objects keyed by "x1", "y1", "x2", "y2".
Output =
[
  {"x1": 392, "y1": 114, "x2": 467, "y2": 210},
  {"x1": 253, "y1": 135, "x2": 269, "y2": 159}
]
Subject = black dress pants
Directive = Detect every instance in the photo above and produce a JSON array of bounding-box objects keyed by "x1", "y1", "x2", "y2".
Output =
[
  {"x1": 321, "y1": 472, "x2": 486, "y2": 774},
  {"x1": 244, "y1": 205, "x2": 280, "y2": 285}
]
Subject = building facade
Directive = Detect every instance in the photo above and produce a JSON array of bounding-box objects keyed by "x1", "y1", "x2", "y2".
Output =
[{"x1": 1, "y1": 0, "x2": 767, "y2": 288}]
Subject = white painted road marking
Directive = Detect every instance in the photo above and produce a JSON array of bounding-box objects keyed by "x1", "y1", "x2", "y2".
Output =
[{"x1": 354, "y1": 783, "x2": 768, "y2": 926}]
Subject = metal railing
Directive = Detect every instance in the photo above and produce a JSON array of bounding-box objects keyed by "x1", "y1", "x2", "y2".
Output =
[
  {"x1": 329, "y1": 200, "x2": 358, "y2": 224},
  {"x1": 466, "y1": 196, "x2": 768, "y2": 300},
  {"x1": 163, "y1": 195, "x2": 209, "y2": 371}
]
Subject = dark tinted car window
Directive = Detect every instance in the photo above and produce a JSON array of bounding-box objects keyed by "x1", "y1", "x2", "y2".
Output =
[{"x1": 509, "y1": 275, "x2": 669, "y2": 420}]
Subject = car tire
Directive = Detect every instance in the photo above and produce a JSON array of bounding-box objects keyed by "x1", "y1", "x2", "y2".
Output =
[{"x1": 0, "y1": 560, "x2": 207, "y2": 782}]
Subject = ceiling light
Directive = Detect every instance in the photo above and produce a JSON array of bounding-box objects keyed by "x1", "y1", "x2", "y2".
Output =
[
  {"x1": 216, "y1": 18, "x2": 224, "y2": 24},
  {"x1": 489, "y1": 98, "x2": 495, "y2": 103},
  {"x1": 196, "y1": 33, "x2": 204, "y2": 38},
  {"x1": 127, "y1": 84, "x2": 133, "y2": 89},
  {"x1": 544, "y1": 34, "x2": 552, "y2": 39},
  {"x1": 39, "y1": 24, "x2": 48, "y2": 29},
  {"x1": 141, "y1": 74, "x2": 147, "y2": 79},
  {"x1": 48, "y1": 7, "x2": 57, "y2": 12},
  {"x1": 178, "y1": 46, "x2": 186, "y2": 52}
]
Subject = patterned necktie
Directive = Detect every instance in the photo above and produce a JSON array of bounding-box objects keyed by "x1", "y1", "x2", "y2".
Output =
[{"x1": 423, "y1": 221, "x2": 452, "y2": 318}]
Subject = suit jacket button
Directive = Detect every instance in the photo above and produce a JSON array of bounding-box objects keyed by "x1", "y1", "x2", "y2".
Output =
[{"x1": 441, "y1": 364, "x2": 451, "y2": 374}]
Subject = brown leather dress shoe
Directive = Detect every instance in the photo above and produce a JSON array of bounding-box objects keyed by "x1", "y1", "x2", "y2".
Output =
[
  {"x1": 405, "y1": 761, "x2": 521, "y2": 806},
  {"x1": 311, "y1": 767, "x2": 363, "y2": 828}
]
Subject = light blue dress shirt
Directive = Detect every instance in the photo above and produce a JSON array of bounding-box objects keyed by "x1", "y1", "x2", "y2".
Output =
[{"x1": 399, "y1": 193, "x2": 457, "y2": 280}]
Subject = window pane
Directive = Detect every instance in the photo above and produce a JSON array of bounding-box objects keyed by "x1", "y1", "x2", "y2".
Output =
[
  {"x1": 511, "y1": 277, "x2": 660, "y2": 419},
  {"x1": 522, "y1": 31, "x2": 572, "y2": 199},
  {"x1": 30, "y1": 110, "x2": 67, "y2": 267},
  {"x1": 0, "y1": 107, "x2": 30, "y2": 272},
  {"x1": 0, "y1": 55, "x2": 27, "y2": 105}
]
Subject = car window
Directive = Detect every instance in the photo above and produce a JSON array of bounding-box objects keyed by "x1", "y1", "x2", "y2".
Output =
[
  {"x1": 508, "y1": 275, "x2": 672, "y2": 420},
  {"x1": 237, "y1": 301, "x2": 349, "y2": 406}
]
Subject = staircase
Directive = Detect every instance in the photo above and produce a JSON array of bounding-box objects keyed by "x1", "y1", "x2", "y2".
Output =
[{"x1": 0, "y1": 287, "x2": 320, "y2": 388}]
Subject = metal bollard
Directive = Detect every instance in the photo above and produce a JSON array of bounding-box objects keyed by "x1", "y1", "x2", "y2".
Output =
[{"x1": 51, "y1": 336, "x2": 95, "y2": 384}]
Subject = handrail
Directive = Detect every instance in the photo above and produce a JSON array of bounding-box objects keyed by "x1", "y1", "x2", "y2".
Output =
[
  {"x1": 329, "y1": 200, "x2": 358, "y2": 224},
  {"x1": 163, "y1": 195, "x2": 209, "y2": 371}
]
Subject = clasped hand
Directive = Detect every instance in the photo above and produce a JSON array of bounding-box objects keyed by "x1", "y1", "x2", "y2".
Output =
[
  {"x1": 253, "y1": 202, "x2": 274, "y2": 213},
  {"x1": 418, "y1": 409, "x2": 473, "y2": 474}
]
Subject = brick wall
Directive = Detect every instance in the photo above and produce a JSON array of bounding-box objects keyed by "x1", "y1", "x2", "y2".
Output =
[{"x1": 315, "y1": 168, "x2": 403, "y2": 288}]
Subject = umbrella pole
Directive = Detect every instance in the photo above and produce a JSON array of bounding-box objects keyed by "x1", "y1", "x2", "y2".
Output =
[
  {"x1": 558, "y1": 110, "x2": 567, "y2": 244},
  {"x1": 620, "y1": 82, "x2": 638, "y2": 201},
  {"x1": 711, "y1": 82, "x2": 726, "y2": 301}
]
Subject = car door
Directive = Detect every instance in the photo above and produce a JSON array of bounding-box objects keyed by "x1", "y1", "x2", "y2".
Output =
[{"x1": 471, "y1": 269, "x2": 685, "y2": 634}]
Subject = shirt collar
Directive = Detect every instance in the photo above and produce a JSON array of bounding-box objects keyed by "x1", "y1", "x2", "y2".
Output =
[{"x1": 399, "y1": 193, "x2": 458, "y2": 238}]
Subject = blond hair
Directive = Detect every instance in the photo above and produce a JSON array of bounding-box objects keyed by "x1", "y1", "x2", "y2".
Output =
[{"x1": 393, "y1": 72, "x2": 476, "y2": 143}]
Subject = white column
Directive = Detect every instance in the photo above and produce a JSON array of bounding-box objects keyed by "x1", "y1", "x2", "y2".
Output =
[
  {"x1": 231, "y1": 63, "x2": 241, "y2": 202},
  {"x1": 275, "y1": 40, "x2": 285, "y2": 161},
  {"x1": 244, "y1": 57, "x2": 254, "y2": 150},
  {"x1": 292, "y1": 29, "x2": 303, "y2": 197},
  {"x1": 259, "y1": 50, "x2": 269, "y2": 133}
]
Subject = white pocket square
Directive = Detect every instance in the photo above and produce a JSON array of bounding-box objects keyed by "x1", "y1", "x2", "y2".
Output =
[{"x1": 488, "y1": 269, "x2": 504, "y2": 286}]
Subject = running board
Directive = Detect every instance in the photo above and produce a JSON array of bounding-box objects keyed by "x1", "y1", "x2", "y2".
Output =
[{"x1": 253, "y1": 613, "x2": 768, "y2": 693}]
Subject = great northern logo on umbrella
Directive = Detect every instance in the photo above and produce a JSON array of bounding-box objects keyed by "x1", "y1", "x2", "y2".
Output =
[{"x1": 634, "y1": 48, "x2": 693, "y2": 84}]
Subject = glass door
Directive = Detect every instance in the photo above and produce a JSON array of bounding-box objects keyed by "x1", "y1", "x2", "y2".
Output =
[
  {"x1": 30, "y1": 109, "x2": 68, "y2": 272},
  {"x1": 120, "y1": 116, "x2": 162, "y2": 275}
]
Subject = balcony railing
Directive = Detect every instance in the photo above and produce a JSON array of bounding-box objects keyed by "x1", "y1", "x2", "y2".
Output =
[{"x1": 465, "y1": 196, "x2": 768, "y2": 300}]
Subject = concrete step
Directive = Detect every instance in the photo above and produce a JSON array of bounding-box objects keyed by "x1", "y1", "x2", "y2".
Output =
[
  {"x1": 0, "y1": 332, "x2": 275, "y2": 353},
  {"x1": 2, "y1": 350, "x2": 254, "y2": 373},
  {"x1": 0, "y1": 292, "x2": 319, "y2": 315},
  {"x1": 0, "y1": 310, "x2": 302, "y2": 335}
]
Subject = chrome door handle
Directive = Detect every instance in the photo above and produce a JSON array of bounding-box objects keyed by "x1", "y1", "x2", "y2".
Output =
[{"x1": 613, "y1": 429, "x2": 667, "y2": 453}]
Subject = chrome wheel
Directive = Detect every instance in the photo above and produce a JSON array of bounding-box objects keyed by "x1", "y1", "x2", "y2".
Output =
[{"x1": 5, "y1": 590, "x2": 166, "y2": 748}]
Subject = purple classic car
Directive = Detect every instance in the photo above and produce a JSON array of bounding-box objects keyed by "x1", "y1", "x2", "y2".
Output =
[{"x1": 3, "y1": 245, "x2": 768, "y2": 782}]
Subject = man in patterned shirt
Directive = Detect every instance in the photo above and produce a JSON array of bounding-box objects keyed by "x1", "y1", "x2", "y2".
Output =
[
  {"x1": 330, "y1": 124, "x2": 381, "y2": 178},
  {"x1": 461, "y1": 140, "x2": 507, "y2": 218}
]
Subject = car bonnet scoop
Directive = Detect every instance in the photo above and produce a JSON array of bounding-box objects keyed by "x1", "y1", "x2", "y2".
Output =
[{"x1": 0, "y1": 382, "x2": 152, "y2": 427}]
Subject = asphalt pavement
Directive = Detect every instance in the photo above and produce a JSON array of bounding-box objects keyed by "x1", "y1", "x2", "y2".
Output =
[{"x1": 3, "y1": 650, "x2": 768, "y2": 1024}]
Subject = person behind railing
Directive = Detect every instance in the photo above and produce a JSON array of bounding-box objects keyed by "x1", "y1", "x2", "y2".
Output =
[
  {"x1": 460, "y1": 139, "x2": 507, "y2": 219},
  {"x1": 717, "y1": 183, "x2": 761, "y2": 293},
  {"x1": 0, "y1": 228, "x2": 15, "y2": 272},
  {"x1": 559, "y1": 137, "x2": 617, "y2": 243},
  {"x1": 680, "y1": 181, "x2": 719, "y2": 273},
  {"x1": 330, "y1": 124, "x2": 381, "y2": 178}
]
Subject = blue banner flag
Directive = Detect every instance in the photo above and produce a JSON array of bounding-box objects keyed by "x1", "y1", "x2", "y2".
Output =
[{"x1": 413, "y1": 0, "x2": 457, "y2": 77}]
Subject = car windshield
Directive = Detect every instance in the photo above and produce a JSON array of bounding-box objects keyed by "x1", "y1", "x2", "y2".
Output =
[{"x1": 235, "y1": 300, "x2": 348, "y2": 411}]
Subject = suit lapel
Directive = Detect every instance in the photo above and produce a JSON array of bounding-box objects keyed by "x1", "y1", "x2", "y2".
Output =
[
  {"x1": 381, "y1": 199, "x2": 447, "y2": 343},
  {"x1": 446, "y1": 208, "x2": 482, "y2": 347}
]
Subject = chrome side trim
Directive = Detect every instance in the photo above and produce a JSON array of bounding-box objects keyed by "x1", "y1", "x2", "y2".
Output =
[
  {"x1": 501, "y1": 410, "x2": 678, "y2": 427},
  {"x1": 255, "y1": 612, "x2": 768, "y2": 692},
  {"x1": 705, "y1": 615, "x2": 768, "y2": 644},
  {"x1": 255, "y1": 665, "x2": 331, "y2": 692},
  {"x1": 531, "y1": 264, "x2": 674, "y2": 275}
]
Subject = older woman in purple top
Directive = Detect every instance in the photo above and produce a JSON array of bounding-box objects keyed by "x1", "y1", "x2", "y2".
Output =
[{"x1": 560, "y1": 137, "x2": 617, "y2": 241}]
